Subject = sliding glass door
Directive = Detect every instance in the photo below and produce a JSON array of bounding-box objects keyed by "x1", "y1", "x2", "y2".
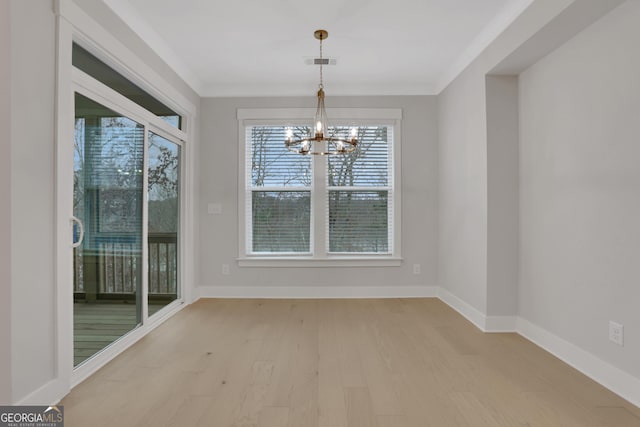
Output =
[
  {"x1": 73, "y1": 93, "x2": 144, "y2": 366},
  {"x1": 69, "y1": 41, "x2": 187, "y2": 369}
]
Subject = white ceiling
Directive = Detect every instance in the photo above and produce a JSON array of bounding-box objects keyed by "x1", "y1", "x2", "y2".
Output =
[{"x1": 104, "y1": 0, "x2": 533, "y2": 97}]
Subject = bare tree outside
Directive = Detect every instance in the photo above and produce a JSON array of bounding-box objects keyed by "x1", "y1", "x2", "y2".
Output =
[
  {"x1": 328, "y1": 126, "x2": 390, "y2": 253},
  {"x1": 251, "y1": 126, "x2": 311, "y2": 252},
  {"x1": 148, "y1": 133, "x2": 179, "y2": 233},
  {"x1": 252, "y1": 126, "x2": 311, "y2": 187}
]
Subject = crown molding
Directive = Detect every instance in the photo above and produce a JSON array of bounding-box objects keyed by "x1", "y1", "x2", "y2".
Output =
[
  {"x1": 102, "y1": 0, "x2": 534, "y2": 97},
  {"x1": 201, "y1": 82, "x2": 437, "y2": 98},
  {"x1": 103, "y1": 0, "x2": 205, "y2": 95},
  {"x1": 435, "y1": 0, "x2": 534, "y2": 93}
]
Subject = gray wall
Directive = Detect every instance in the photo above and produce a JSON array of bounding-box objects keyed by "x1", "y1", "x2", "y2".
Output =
[
  {"x1": 5, "y1": 0, "x2": 199, "y2": 404},
  {"x1": 198, "y1": 96, "x2": 437, "y2": 292},
  {"x1": 10, "y1": 0, "x2": 57, "y2": 402},
  {"x1": 438, "y1": 0, "x2": 638, "y2": 390},
  {"x1": 486, "y1": 75, "x2": 519, "y2": 316},
  {"x1": 519, "y1": 0, "x2": 640, "y2": 379},
  {"x1": 438, "y1": 61, "x2": 489, "y2": 313},
  {"x1": 0, "y1": 0, "x2": 11, "y2": 406},
  {"x1": 436, "y1": 0, "x2": 624, "y2": 319}
]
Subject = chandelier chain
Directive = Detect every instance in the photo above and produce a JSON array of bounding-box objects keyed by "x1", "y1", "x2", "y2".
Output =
[{"x1": 319, "y1": 37, "x2": 323, "y2": 88}]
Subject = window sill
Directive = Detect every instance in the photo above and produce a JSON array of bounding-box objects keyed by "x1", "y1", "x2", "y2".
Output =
[{"x1": 237, "y1": 256, "x2": 403, "y2": 268}]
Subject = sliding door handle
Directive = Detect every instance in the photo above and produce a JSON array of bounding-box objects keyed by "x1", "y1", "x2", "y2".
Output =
[{"x1": 71, "y1": 216, "x2": 84, "y2": 248}]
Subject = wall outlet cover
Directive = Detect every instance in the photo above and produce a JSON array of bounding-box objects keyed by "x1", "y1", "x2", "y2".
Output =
[{"x1": 609, "y1": 321, "x2": 624, "y2": 346}]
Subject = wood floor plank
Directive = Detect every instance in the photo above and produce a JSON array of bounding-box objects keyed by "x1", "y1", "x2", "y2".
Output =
[
  {"x1": 258, "y1": 406, "x2": 289, "y2": 427},
  {"x1": 376, "y1": 414, "x2": 409, "y2": 427},
  {"x1": 284, "y1": 301, "x2": 319, "y2": 427},
  {"x1": 318, "y1": 408, "x2": 348, "y2": 427},
  {"x1": 168, "y1": 396, "x2": 217, "y2": 427},
  {"x1": 448, "y1": 391, "x2": 502, "y2": 426},
  {"x1": 335, "y1": 301, "x2": 368, "y2": 388},
  {"x1": 60, "y1": 298, "x2": 640, "y2": 427},
  {"x1": 350, "y1": 300, "x2": 402, "y2": 415},
  {"x1": 230, "y1": 384, "x2": 269, "y2": 427},
  {"x1": 195, "y1": 338, "x2": 264, "y2": 427},
  {"x1": 345, "y1": 387, "x2": 377, "y2": 427},
  {"x1": 318, "y1": 302, "x2": 349, "y2": 427}
]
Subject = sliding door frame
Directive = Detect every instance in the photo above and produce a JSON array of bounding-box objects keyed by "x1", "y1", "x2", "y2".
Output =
[
  {"x1": 54, "y1": 0, "x2": 196, "y2": 401},
  {"x1": 71, "y1": 73, "x2": 185, "y2": 379}
]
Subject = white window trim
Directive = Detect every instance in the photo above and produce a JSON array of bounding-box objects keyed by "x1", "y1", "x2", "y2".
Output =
[{"x1": 237, "y1": 108, "x2": 402, "y2": 267}]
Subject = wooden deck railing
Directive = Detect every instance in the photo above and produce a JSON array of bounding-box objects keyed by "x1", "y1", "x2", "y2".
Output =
[
  {"x1": 147, "y1": 233, "x2": 178, "y2": 295},
  {"x1": 73, "y1": 232, "x2": 177, "y2": 297}
]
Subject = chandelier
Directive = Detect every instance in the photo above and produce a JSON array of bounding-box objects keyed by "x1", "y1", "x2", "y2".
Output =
[{"x1": 285, "y1": 30, "x2": 358, "y2": 156}]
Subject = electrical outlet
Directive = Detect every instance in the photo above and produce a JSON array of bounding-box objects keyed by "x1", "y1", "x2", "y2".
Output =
[
  {"x1": 413, "y1": 264, "x2": 421, "y2": 275},
  {"x1": 609, "y1": 321, "x2": 624, "y2": 346},
  {"x1": 222, "y1": 264, "x2": 230, "y2": 275}
]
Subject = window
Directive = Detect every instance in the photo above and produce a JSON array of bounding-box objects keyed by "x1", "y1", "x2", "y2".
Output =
[
  {"x1": 238, "y1": 108, "x2": 402, "y2": 265},
  {"x1": 73, "y1": 43, "x2": 183, "y2": 130},
  {"x1": 249, "y1": 126, "x2": 312, "y2": 253}
]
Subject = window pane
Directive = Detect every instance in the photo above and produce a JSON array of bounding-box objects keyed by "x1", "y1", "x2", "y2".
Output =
[
  {"x1": 329, "y1": 190, "x2": 388, "y2": 253},
  {"x1": 73, "y1": 93, "x2": 144, "y2": 366},
  {"x1": 328, "y1": 126, "x2": 389, "y2": 187},
  {"x1": 251, "y1": 126, "x2": 311, "y2": 187},
  {"x1": 147, "y1": 132, "x2": 180, "y2": 315},
  {"x1": 73, "y1": 43, "x2": 182, "y2": 130},
  {"x1": 252, "y1": 191, "x2": 310, "y2": 253}
]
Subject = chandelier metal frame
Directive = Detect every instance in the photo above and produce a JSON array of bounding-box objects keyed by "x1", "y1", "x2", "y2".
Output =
[{"x1": 284, "y1": 30, "x2": 358, "y2": 156}]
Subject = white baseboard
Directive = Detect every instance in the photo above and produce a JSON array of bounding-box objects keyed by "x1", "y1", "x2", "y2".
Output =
[
  {"x1": 437, "y1": 287, "x2": 490, "y2": 331},
  {"x1": 15, "y1": 378, "x2": 68, "y2": 406},
  {"x1": 437, "y1": 288, "x2": 517, "y2": 332},
  {"x1": 517, "y1": 317, "x2": 640, "y2": 408},
  {"x1": 436, "y1": 288, "x2": 639, "y2": 408},
  {"x1": 196, "y1": 285, "x2": 438, "y2": 299},
  {"x1": 485, "y1": 315, "x2": 518, "y2": 332}
]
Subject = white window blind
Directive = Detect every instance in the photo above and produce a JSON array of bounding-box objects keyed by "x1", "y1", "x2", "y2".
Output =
[
  {"x1": 247, "y1": 126, "x2": 311, "y2": 253},
  {"x1": 327, "y1": 126, "x2": 392, "y2": 253}
]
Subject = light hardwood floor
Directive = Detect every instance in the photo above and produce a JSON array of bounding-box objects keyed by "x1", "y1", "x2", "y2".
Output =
[{"x1": 61, "y1": 298, "x2": 640, "y2": 427}]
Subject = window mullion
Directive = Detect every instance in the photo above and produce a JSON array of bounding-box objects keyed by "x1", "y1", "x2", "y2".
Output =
[{"x1": 313, "y1": 144, "x2": 328, "y2": 258}]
